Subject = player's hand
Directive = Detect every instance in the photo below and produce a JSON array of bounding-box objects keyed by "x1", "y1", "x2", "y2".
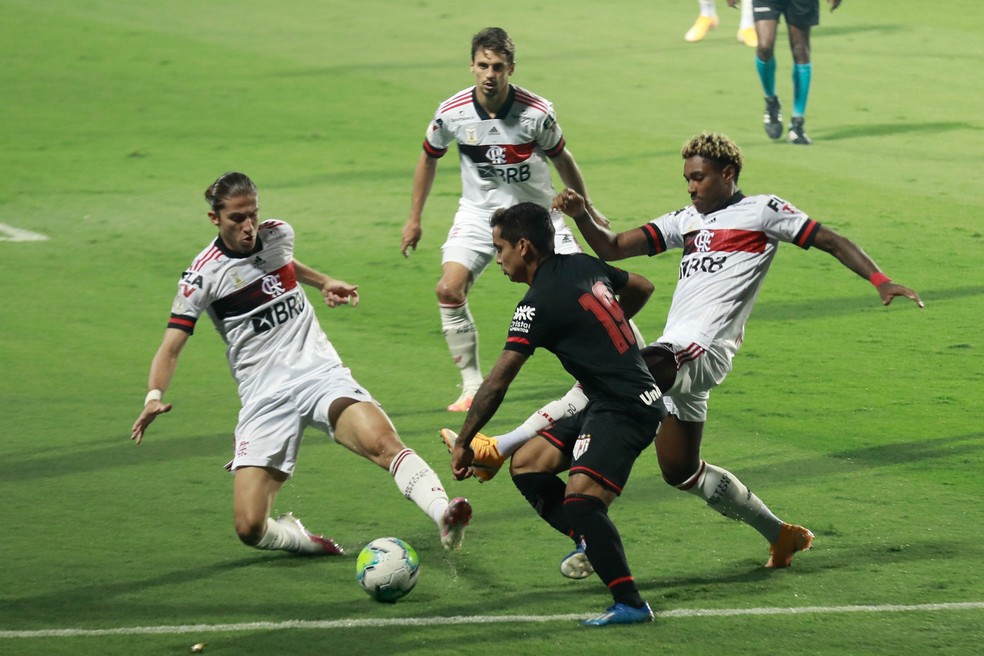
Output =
[
  {"x1": 876, "y1": 282, "x2": 924, "y2": 308},
  {"x1": 450, "y1": 444, "x2": 475, "y2": 481},
  {"x1": 131, "y1": 400, "x2": 173, "y2": 445},
  {"x1": 321, "y1": 279, "x2": 359, "y2": 308},
  {"x1": 401, "y1": 222, "x2": 422, "y2": 258},
  {"x1": 552, "y1": 188, "x2": 588, "y2": 220}
]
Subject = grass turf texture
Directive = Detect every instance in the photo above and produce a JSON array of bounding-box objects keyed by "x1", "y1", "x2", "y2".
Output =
[{"x1": 1, "y1": 1, "x2": 982, "y2": 654}]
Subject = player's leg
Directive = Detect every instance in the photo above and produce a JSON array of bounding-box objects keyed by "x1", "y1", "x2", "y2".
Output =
[
  {"x1": 329, "y1": 398, "x2": 471, "y2": 550},
  {"x1": 686, "y1": 0, "x2": 720, "y2": 42},
  {"x1": 656, "y1": 414, "x2": 812, "y2": 567},
  {"x1": 737, "y1": 0, "x2": 758, "y2": 46},
  {"x1": 234, "y1": 466, "x2": 344, "y2": 555},
  {"x1": 565, "y1": 409, "x2": 658, "y2": 626},
  {"x1": 510, "y1": 433, "x2": 572, "y2": 538},
  {"x1": 787, "y1": 23, "x2": 814, "y2": 144},
  {"x1": 753, "y1": 1, "x2": 783, "y2": 138},
  {"x1": 232, "y1": 398, "x2": 343, "y2": 555},
  {"x1": 438, "y1": 261, "x2": 483, "y2": 411},
  {"x1": 438, "y1": 382, "x2": 588, "y2": 482}
]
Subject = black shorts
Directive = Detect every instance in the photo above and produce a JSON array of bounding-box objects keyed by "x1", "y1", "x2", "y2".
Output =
[
  {"x1": 753, "y1": 0, "x2": 820, "y2": 28},
  {"x1": 537, "y1": 401, "x2": 662, "y2": 495}
]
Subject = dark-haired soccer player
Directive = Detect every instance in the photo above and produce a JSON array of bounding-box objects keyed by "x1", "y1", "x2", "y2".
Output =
[
  {"x1": 132, "y1": 172, "x2": 471, "y2": 556},
  {"x1": 450, "y1": 202, "x2": 663, "y2": 626},
  {"x1": 448, "y1": 132, "x2": 922, "y2": 576}
]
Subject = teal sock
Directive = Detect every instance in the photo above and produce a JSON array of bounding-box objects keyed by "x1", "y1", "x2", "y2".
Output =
[
  {"x1": 756, "y1": 56, "x2": 777, "y2": 98},
  {"x1": 792, "y1": 62, "x2": 812, "y2": 117}
]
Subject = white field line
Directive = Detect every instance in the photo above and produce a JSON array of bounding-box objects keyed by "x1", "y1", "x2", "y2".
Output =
[
  {"x1": 0, "y1": 224, "x2": 48, "y2": 242},
  {"x1": 2, "y1": 602, "x2": 982, "y2": 639}
]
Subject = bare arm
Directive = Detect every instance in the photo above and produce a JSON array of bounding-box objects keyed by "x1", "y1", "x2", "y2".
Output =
[
  {"x1": 131, "y1": 327, "x2": 190, "y2": 444},
  {"x1": 451, "y1": 349, "x2": 528, "y2": 479},
  {"x1": 616, "y1": 271, "x2": 655, "y2": 322},
  {"x1": 812, "y1": 226, "x2": 923, "y2": 307},
  {"x1": 551, "y1": 149, "x2": 610, "y2": 228},
  {"x1": 294, "y1": 258, "x2": 360, "y2": 308},
  {"x1": 401, "y1": 152, "x2": 439, "y2": 257},
  {"x1": 552, "y1": 188, "x2": 650, "y2": 261}
]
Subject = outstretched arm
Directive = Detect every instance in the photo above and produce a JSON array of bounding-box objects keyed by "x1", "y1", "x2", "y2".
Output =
[
  {"x1": 551, "y1": 149, "x2": 610, "y2": 228},
  {"x1": 451, "y1": 349, "x2": 528, "y2": 479},
  {"x1": 131, "y1": 327, "x2": 190, "y2": 444},
  {"x1": 294, "y1": 259, "x2": 360, "y2": 308},
  {"x1": 552, "y1": 188, "x2": 649, "y2": 261},
  {"x1": 401, "y1": 153, "x2": 439, "y2": 257},
  {"x1": 812, "y1": 226, "x2": 923, "y2": 307}
]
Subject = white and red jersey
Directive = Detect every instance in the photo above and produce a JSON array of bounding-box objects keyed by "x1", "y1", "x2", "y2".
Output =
[
  {"x1": 423, "y1": 84, "x2": 565, "y2": 214},
  {"x1": 641, "y1": 193, "x2": 821, "y2": 358},
  {"x1": 167, "y1": 220, "x2": 342, "y2": 401}
]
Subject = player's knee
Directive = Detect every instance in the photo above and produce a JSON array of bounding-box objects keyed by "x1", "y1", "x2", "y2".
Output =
[
  {"x1": 435, "y1": 280, "x2": 465, "y2": 306},
  {"x1": 756, "y1": 45, "x2": 774, "y2": 61},
  {"x1": 234, "y1": 513, "x2": 266, "y2": 546}
]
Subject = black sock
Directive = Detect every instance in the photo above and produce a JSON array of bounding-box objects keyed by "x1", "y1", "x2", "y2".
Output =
[
  {"x1": 563, "y1": 493, "x2": 644, "y2": 608},
  {"x1": 512, "y1": 472, "x2": 572, "y2": 538}
]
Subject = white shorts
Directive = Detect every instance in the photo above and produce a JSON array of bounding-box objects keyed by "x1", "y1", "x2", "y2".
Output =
[
  {"x1": 654, "y1": 339, "x2": 734, "y2": 423},
  {"x1": 441, "y1": 207, "x2": 581, "y2": 280},
  {"x1": 229, "y1": 365, "x2": 376, "y2": 476}
]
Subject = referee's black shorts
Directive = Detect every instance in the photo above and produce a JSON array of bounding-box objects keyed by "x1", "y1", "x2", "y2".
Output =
[{"x1": 753, "y1": 0, "x2": 820, "y2": 29}]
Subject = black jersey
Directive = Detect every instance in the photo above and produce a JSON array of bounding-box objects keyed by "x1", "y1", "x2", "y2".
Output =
[{"x1": 504, "y1": 253, "x2": 661, "y2": 411}]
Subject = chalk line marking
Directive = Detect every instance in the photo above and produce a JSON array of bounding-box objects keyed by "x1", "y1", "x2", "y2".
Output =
[
  {"x1": 2, "y1": 601, "x2": 982, "y2": 639},
  {"x1": 0, "y1": 223, "x2": 49, "y2": 242}
]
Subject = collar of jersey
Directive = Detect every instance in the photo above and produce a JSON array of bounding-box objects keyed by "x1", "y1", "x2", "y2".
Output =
[
  {"x1": 472, "y1": 84, "x2": 516, "y2": 120},
  {"x1": 213, "y1": 235, "x2": 263, "y2": 259}
]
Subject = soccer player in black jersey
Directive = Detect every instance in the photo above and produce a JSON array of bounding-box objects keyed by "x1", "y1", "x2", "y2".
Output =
[{"x1": 449, "y1": 202, "x2": 664, "y2": 627}]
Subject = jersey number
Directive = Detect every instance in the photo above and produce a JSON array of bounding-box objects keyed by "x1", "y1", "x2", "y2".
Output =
[{"x1": 578, "y1": 281, "x2": 635, "y2": 354}]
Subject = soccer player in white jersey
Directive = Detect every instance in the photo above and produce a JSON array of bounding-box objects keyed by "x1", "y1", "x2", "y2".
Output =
[
  {"x1": 131, "y1": 172, "x2": 472, "y2": 556},
  {"x1": 445, "y1": 132, "x2": 923, "y2": 574},
  {"x1": 400, "y1": 27, "x2": 607, "y2": 413}
]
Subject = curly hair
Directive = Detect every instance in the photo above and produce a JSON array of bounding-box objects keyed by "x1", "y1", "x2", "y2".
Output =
[{"x1": 681, "y1": 132, "x2": 743, "y2": 181}]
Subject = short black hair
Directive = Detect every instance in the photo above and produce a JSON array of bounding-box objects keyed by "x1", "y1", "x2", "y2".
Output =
[{"x1": 489, "y1": 202, "x2": 554, "y2": 255}]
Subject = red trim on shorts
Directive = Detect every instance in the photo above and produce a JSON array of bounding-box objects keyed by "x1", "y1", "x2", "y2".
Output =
[{"x1": 570, "y1": 465, "x2": 623, "y2": 494}]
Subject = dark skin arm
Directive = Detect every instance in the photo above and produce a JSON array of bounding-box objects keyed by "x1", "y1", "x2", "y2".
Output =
[{"x1": 812, "y1": 226, "x2": 923, "y2": 307}]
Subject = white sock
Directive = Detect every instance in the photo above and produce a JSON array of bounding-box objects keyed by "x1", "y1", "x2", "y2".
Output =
[
  {"x1": 699, "y1": 0, "x2": 717, "y2": 17},
  {"x1": 440, "y1": 302, "x2": 482, "y2": 394},
  {"x1": 254, "y1": 517, "x2": 303, "y2": 553},
  {"x1": 740, "y1": 0, "x2": 754, "y2": 30},
  {"x1": 496, "y1": 383, "x2": 589, "y2": 456},
  {"x1": 390, "y1": 448, "x2": 450, "y2": 527},
  {"x1": 679, "y1": 460, "x2": 782, "y2": 543}
]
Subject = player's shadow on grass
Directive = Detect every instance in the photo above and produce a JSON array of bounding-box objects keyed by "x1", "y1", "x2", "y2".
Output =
[
  {"x1": 820, "y1": 121, "x2": 982, "y2": 142},
  {"x1": 1, "y1": 432, "x2": 231, "y2": 483}
]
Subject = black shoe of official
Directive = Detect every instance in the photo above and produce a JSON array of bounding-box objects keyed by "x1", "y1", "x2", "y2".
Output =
[
  {"x1": 763, "y1": 96, "x2": 783, "y2": 139},
  {"x1": 788, "y1": 117, "x2": 812, "y2": 145}
]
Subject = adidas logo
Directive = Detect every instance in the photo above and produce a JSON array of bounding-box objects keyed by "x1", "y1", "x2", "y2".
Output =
[{"x1": 488, "y1": 126, "x2": 500, "y2": 135}]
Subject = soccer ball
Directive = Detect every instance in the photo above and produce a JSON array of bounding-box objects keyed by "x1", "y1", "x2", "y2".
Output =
[{"x1": 356, "y1": 537, "x2": 420, "y2": 603}]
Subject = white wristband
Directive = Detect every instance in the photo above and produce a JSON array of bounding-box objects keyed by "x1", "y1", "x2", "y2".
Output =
[{"x1": 144, "y1": 389, "x2": 163, "y2": 406}]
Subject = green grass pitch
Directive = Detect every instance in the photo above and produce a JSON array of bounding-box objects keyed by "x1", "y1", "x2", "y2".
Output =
[{"x1": 1, "y1": 1, "x2": 982, "y2": 654}]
